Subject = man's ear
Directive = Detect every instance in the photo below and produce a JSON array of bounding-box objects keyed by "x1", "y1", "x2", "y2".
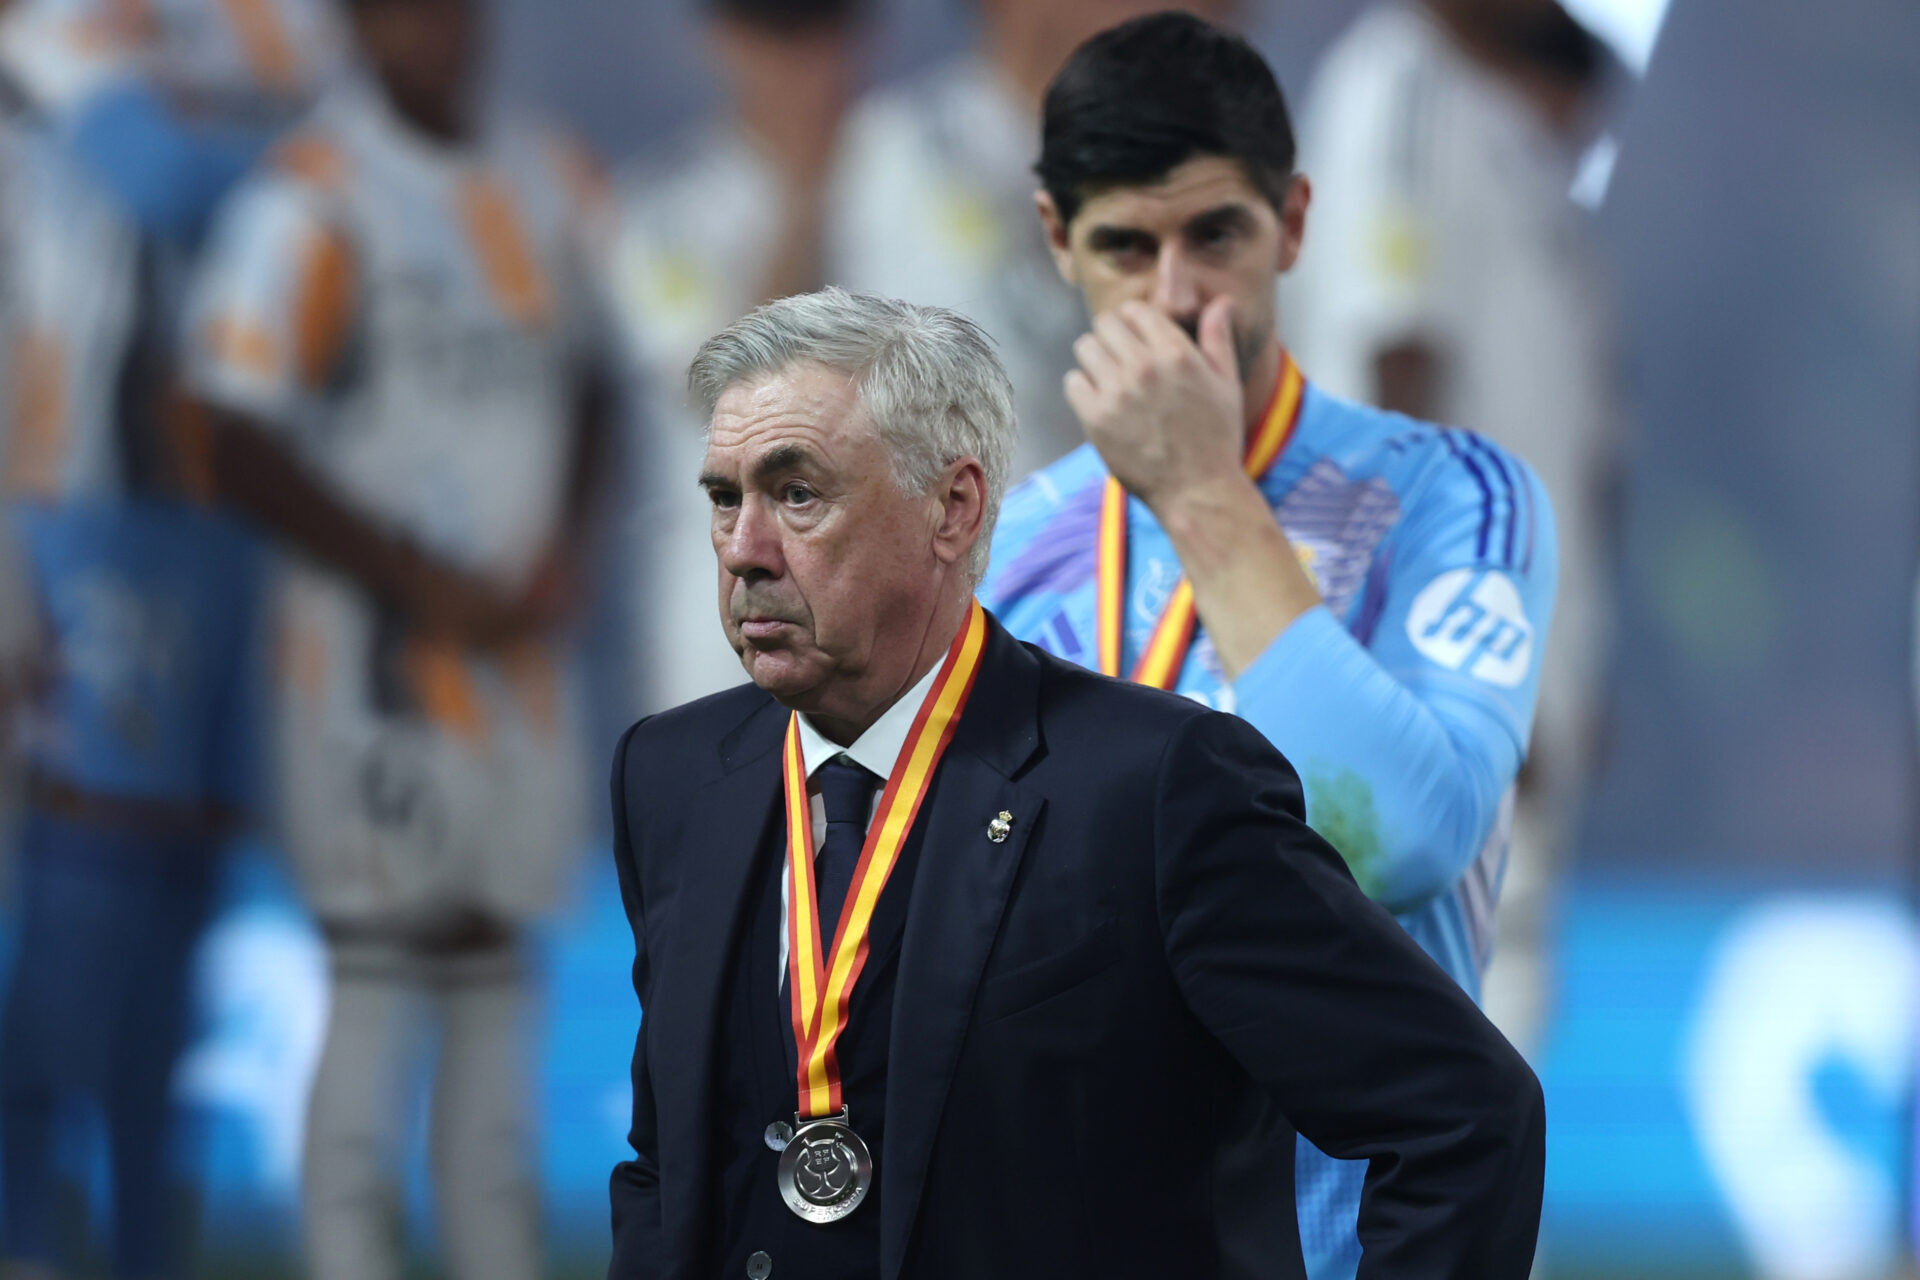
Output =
[
  {"x1": 1035, "y1": 190, "x2": 1078, "y2": 286},
  {"x1": 1276, "y1": 173, "x2": 1311, "y2": 274},
  {"x1": 930, "y1": 457, "x2": 988, "y2": 568}
]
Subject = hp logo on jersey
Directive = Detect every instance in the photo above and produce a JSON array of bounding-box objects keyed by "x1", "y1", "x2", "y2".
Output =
[{"x1": 1405, "y1": 569, "x2": 1534, "y2": 688}]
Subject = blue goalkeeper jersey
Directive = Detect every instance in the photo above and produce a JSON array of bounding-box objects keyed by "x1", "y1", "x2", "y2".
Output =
[{"x1": 982, "y1": 375, "x2": 1556, "y2": 1280}]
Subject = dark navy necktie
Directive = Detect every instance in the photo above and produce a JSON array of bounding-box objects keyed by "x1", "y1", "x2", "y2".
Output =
[{"x1": 814, "y1": 755, "x2": 882, "y2": 940}]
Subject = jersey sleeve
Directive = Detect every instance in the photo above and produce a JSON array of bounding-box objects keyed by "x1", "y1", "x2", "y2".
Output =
[
  {"x1": 184, "y1": 166, "x2": 356, "y2": 440},
  {"x1": 1233, "y1": 440, "x2": 1559, "y2": 913}
]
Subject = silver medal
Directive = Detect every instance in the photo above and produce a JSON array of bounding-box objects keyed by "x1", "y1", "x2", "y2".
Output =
[{"x1": 775, "y1": 1108, "x2": 873, "y2": 1223}]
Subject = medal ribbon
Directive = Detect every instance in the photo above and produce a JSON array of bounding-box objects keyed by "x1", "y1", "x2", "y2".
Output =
[
  {"x1": 784, "y1": 599, "x2": 989, "y2": 1119},
  {"x1": 1095, "y1": 352, "x2": 1306, "y2": 689}
]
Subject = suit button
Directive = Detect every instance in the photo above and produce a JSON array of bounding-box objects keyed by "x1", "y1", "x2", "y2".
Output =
[{"x1": 746, "y1": 1251, "x2": 773, "y2": 1279}]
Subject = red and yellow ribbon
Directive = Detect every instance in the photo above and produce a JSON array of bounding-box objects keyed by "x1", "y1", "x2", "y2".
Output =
[
  {"x1": 1095, "y1": 352, "x2": 1306, "y2": 690},
  {"x1": 784, "y1": 600, "x2": 989, "y2": 1119}
]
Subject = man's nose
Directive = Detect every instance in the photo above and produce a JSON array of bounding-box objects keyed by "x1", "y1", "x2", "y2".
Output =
[
  {"x1": 1151, "y1": 245, "x2": 1205, "y2": 329},
  {"x1": 720, "y1": 496, "x2": 784, "y2": 581}
]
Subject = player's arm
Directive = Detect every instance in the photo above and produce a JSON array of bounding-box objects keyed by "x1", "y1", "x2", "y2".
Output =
[
  {"x1": 1231, "y1": 459, "x2": 1558, "y2": 912},
  {"x1": 185, "y1": 172, "x2": 527, "y2": 644},
  {"x1": 1067, "y1": 296, "x2": 1323, "y2": 676},
  {"x1": 1069, "y1": 298, "x2": 1554, "y2": 912},
  {"x1": 203, "y1": 404, "x2": 526, "y2": 641}
]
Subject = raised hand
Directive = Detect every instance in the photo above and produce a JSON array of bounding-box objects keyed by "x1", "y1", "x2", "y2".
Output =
[{"x1": 1064, "y1": 297, "x2": 1245, "y2": 510}]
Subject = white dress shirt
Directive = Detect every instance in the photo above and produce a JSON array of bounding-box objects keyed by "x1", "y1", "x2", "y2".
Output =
[{"x1": 778, "y1": 659, "x2": 944, "y2": 985}]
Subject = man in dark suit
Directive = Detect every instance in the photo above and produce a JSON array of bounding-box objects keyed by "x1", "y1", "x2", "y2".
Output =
[{"x1": 608, "y1": 287, "x2": 1544, "y2": 1280}]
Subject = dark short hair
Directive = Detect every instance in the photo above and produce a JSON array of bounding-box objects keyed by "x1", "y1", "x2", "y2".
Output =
[
  {"x1": 1037, "y1": 11, "x2": 1296, "y2": 227},
  {"x1": 706, "y1": 0, "x2": 864, "y2": 33}
]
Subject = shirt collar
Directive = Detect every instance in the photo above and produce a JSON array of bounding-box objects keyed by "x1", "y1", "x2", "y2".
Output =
[{"x1": 793, "y1": 658, "x2": 944, "y2": 784}]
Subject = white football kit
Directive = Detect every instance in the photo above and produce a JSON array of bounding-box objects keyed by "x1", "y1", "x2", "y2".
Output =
[
  {"x1": 190, "y1": 75, "x2": 610, "y2": 1280},
  {"x1": 190, "y1": 78, "x2": 605, "y2": 931}
]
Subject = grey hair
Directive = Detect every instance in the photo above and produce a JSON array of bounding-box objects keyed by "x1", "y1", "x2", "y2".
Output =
[{"x1": 688, "y1": 287, "x2": 1016, "y2": 579}]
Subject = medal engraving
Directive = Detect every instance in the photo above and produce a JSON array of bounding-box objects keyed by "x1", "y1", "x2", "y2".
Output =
[{"x1": 775, "y1": 1111, "x2": 872, "y2": 1223}]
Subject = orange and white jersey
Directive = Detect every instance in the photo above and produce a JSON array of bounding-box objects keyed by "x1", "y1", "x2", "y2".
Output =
[
  {"x1": 0, "y1": 106, "x2": 140, "y2": 502},
  {"x1": 190, "y1": 75, "x2": 607, "y2": 584},
  {"x1": 186, "y1": 78, "x2": 609, "y2": 926}
]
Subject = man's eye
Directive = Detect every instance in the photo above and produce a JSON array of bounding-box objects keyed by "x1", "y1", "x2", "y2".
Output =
[
  {"x1": 709, "y1": 489, "x2": 740, "y2": 509},
  {"x1": 782, "y1": 483, "x2": 813, "y2": 505},
  {"x1": 1194, "y1": 223, "x2": 1238, "y2": 251}
]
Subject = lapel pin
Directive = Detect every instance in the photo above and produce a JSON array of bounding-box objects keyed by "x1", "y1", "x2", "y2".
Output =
[{"x1": 987, "y1": 811, "x2": 1013, "y2": 843}]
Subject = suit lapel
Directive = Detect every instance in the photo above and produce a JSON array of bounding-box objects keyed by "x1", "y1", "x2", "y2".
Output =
[
  {"x1": 880, "y1": 618, "x2": 1046, "y2": 1280},
  {"x1": 649, "y1": 697, "x2": 785, "y2": 1270}
]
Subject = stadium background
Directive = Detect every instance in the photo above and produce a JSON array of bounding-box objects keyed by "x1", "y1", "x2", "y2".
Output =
[{"x1": 5, "y1": 0, "x2": 1920, "y2": 1276}]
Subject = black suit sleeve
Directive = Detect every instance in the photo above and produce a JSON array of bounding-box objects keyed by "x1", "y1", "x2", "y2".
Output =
[
  {"x1": 607, "y1": 720, "x2": 663, "y2": 1278},
  {"x1": 1153, "y1": 710, "x2": 1545, "y2": 1279}
]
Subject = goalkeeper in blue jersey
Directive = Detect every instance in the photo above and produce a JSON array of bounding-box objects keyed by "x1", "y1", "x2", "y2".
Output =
[{"x1": 980, "y1": 13, "x2": 1557, "y2": 1280}]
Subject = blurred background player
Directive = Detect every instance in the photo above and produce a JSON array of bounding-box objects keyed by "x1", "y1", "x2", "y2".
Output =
[
  {"x1": 186, "y1": 0, "x2": 613, "y2": 1274},
  {"x1": 609, "y1": 0, "x2": 870, "y2": 709},
  {"x1": 981, "y1": 15, "x2": 1556, "y2": 1280},
  {"x1": 1287, "y1": 0, "x2": 1625, "y2": 1051},
  {"x1": 828, "y1": 0, "x2": 1234, "y2": 483},
  {"x1": 0, "y1": 0, "x2": 330, "y2": 1275}
]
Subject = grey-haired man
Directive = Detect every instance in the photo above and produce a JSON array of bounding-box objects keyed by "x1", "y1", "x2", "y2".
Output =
[{"x1": 606, "y1": 287, "x2": 1544, "y2": 1280}]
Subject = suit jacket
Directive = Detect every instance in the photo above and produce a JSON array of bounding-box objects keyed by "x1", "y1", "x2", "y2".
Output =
[{"x1": 608, "y1": 614, "x2": 1544, "y2": 1280}]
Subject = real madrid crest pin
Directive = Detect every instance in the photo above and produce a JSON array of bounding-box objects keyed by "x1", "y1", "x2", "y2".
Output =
[{"x1": 987, "y1": 811, "x2": 1013, "y2": 843}]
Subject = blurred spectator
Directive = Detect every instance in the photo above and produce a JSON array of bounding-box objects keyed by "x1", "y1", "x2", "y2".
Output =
[
  {"x1": 608, "y1": 0, "x2": 870, "y2": 708},
  {"x1": 0, "y1": 0, "x2": 327, "y2": 1274},
  {"x1": 1287, "y1": 0, "x2": 1626, "y2": 1050},
  {"x1": 826, "y1": 0, "x2": 1234, "y2": 481},
  {"x1": 185, "y1": 0, "x2": 614, "y2": 1274}
]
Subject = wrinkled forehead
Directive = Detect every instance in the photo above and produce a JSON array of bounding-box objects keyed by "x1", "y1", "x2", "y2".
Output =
[
  {"x1": 703, "y1": 363, "x2": 878, "y2": 475},
  {"x1": 708, "y1": 361, "x2": 867, "y2": 433}
]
